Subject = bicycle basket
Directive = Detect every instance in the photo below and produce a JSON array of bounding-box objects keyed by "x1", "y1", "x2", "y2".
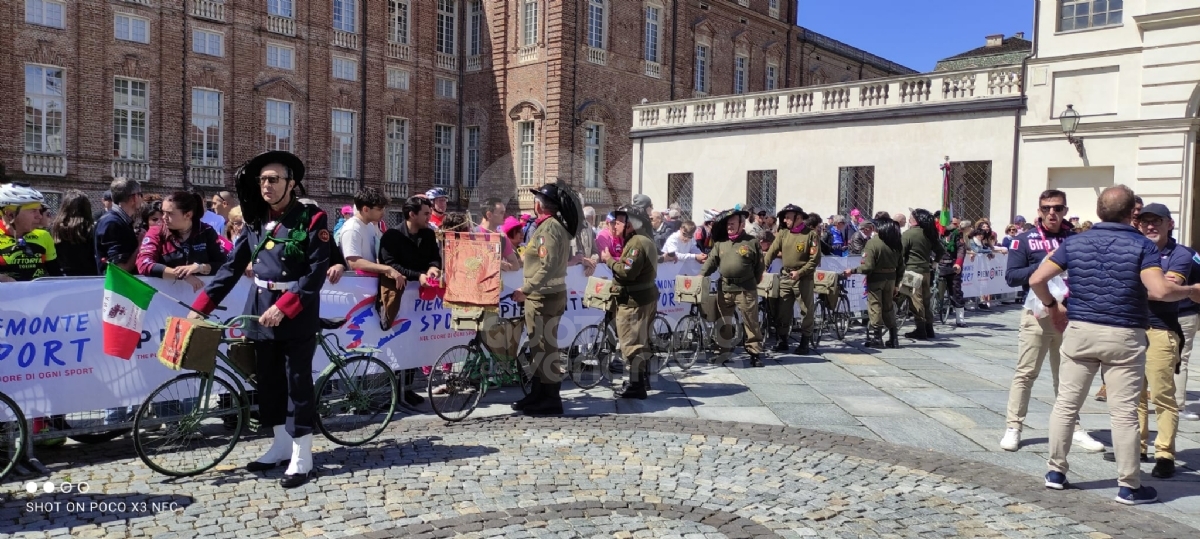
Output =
[
  {"x1": 757, "y1": 272, "x2": 781, "y2": 299},
  {"x1": 584, "y1": 276, "x2": 617, "y2": 310},
  {"x1": 813, "y1": 270, "x2": 839, "y2": 297},
  {"x1": 674, "y1": 275, "x2": 709, "y2": 304},
  {"x1": 450, "y1": 305, "x2": 488, "y2": 331},
  {"x1": 157, "y1": 317, "x2": 222, "y2": 373},
  {"x1": 227, "y1": 340, "x2": 257, "y2": 378}
]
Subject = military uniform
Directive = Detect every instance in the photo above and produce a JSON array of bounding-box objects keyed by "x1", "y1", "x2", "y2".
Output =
[
  {"x1": 193, "y1": 199, "x2": 331, "y2": 438},
  {"x1": 608, "y1": 226, "x2": 658, "y2": 396},
  {"x1": 900, "y1": 226, "x2": 944, "y2": 339},
  {"x1": 764, "y1": 227, "x2": 821, "y2": 349},
  {"x1": 851, "y1": 235, "x2": 903, "y2": 346},
  {"x1": 701, "y1": 226, "x2": 765, "y2": 363},
  {"x1": 521, "y1": 214, "x2": 571, "y2": 383}
]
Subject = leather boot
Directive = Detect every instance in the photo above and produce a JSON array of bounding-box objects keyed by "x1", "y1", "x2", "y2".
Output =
[
  {"x1": 523, "y1": 380, "x2": 564, "y2": 416},
  {"x1": 280, "y1": 434, "x2": 314, "y2": 488},
  {"x1": 794, "y1": 335, "x2": 811, "y2": 355},
  {"x1": 615, "y1": 365, "x2": 649, "y2": 399},
  {"x1": 925, "y1": 322, "x2": 936, "y2": 339},
  {"x1": 748, "y1": 353, "x2": 764, "y2": 368},
  {"x1": 511, "y1": 375, "x2": 541, "y2": 411},
  {"x1": 246, "y1": 424, "x2": 292, "y2": 472},
  {"x1": 886, "y1": 329, "x2": 899, "y2": 349},
  {"x1": 904, "y1": 325, "x2": 928, "y2": 340},
  {"x1": 863, "y1": 328, "x2": 884, "y2": 348},
  {"x1": 772, "y1": 339, "x2": 788, "y2": 352}
]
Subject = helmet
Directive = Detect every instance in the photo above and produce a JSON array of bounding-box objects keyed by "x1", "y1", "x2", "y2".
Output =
[
  {"x1": 612, "y1": 204, "x2": 650, "y2": 237},
  {"x1": 0, "y1": 183, "x2": 45, "y2": 208},
  {"x1": 425, "y1": 187, "x2": 448, "y2": 200},
  {"x1": 703, "y1": 209, "x2": 720, "y2": 223}
]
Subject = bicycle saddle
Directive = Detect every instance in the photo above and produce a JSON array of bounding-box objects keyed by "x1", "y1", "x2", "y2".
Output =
[{"x1": 320, "y1": 318, "x2": 348, "y2": 330}]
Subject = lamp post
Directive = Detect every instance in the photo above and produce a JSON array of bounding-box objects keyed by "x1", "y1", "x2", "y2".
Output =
[{"x1": 1059, "y1": 104, "x2": 1085, "y2": 157}]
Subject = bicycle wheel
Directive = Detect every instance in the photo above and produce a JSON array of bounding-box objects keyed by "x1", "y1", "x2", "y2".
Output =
[
  {"x1": 568, "y1": 324, "x2": 613, "y2": 389},
  {"x1": 895, "y1": 296, "x2": 912, "y2": 330},
  {"x1": 515, "y1": 345, "x2": 535, "y2": 395},
  {"x1": 670, "y1": 315, "x2": 706, "y2": 370},
  {"x1": 812, "y1": 304, "x2": 828, "y2": 348},
  {"x1": 834, "y1": 297, "x2": 852, "y2": 340},
  {"x1": 648, "y1": 314, "x2": 673, "y2": 374},
  {"x1": 133, "y1": 372, "x2": 244, "y2": 477},
  {"x1": 0, "y1": 392, "x2": 28, "y2": 482},
  {"x1": 428, "y1": 345, "x2": 486, "y2": 422},
  {"x1": 315, "y1": 355, "x2": 397, "y2": 446}
]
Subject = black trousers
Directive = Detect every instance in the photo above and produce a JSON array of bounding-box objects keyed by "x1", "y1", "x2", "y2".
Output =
[
  {"x1": 938, "y1": 271, "x2": 965, "y2": 309},
  {"x1": 254, "y1": 336, "x2": 317, "y2": 438}
]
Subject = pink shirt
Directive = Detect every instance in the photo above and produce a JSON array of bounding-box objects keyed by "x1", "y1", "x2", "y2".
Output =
[{"x1": 595, "y1": 228, "x2": 623, "y2": 258}]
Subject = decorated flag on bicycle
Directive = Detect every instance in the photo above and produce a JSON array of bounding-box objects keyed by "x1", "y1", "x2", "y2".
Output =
[{"x1": 442, "y1": 231, "x2": 503, "y2": 307}]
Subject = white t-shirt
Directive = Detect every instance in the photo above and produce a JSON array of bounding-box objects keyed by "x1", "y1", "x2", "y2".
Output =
[
  {"x1": 662, "y1": 231, "x2": 702, "y2": 261},
  {"x1": 339, "y1": 216, "x2": 382, "y2": 270}
]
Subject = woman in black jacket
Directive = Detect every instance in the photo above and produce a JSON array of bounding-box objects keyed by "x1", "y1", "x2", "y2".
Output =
[{"x1": 51, "y1": 190, "x2": 98, "y2": 276}]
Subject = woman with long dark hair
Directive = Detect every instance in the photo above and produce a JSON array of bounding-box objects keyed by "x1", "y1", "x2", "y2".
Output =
[
  {"x1": 900, "y1": 209, "x2": 945, "y2": 339},
  {"x1": 845, "y1": 217, "x2": 904, "y2": 348},
  {"x1": 51, "y1": 190, "x2": 98, "y2": 276},
  {"x1": 135, "y1": 200, "x2": 163, "y2": 245},
  {"x1": 135, "y1": 191, "x2": 228, "y2": 292}
]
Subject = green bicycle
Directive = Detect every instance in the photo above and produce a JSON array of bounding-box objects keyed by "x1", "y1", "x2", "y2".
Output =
[
  {"x1": 0, "y1": 391, "x2": 28, "y2": 482},
  {"x1": 427, "y1": 312, "x2": 536, "y2": 422},
  {"x1": 132, "y1": 316, "x2": 399, "y2": 477}
]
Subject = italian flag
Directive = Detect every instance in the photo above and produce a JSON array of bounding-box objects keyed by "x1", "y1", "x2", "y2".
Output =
[{"x1": 102, "y1": 264, "x2": 158, "y2": 359}]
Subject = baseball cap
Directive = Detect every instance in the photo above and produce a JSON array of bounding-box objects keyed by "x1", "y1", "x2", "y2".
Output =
[
  {"x1": 1139, "y1": 203, "x2": 1171, "y2": 220},
  {"x1": 1013, "y1": 215, "x2": 1026, "y2": 224},
  {"x1": 341, "y1": 205, "x2": 353, "y2": 215},
  {"x1": 102, "y1": 191, "x2": 113, "y2": 202},
  {"x1": 631, "y1": 194, "x2": 652, "y2": 210}
]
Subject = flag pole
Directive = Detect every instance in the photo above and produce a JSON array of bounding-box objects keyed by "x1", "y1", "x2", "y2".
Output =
[{"x1": 108, "y1": 263, "x2": 210, "y2": 318}]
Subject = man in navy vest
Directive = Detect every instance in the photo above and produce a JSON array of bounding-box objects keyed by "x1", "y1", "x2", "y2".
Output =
[{"x1": 1030, "y1": 185, "x2": 1200, "y2": 505}]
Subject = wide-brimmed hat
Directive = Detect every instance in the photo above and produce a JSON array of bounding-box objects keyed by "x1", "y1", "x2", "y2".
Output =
[
  {"x1": 500, "y1": 216, "x2": 524, "y2": 236},
  {"x1": 528, "y1": 182, "x2": 583, "y2": 236},
  {"x1": 234, "y1": 150, "x2": 306, "y2": 224},
  {"x1": 775, "y1": 204, "x2": 806, "y2": 228},
  {"x1": 711, "y1": 208, "x2": 750, "y2": 242},
  {"x1": 612, "y1": 204, "x2": 650, "y2": 237}
]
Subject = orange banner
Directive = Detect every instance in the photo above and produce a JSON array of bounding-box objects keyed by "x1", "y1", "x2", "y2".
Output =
[{"x1": 443, "y1": 231, "x2": 503, "y2": 307}]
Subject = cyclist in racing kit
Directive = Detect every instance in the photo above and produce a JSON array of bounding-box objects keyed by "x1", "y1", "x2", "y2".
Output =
[{"x1": 0, "y1": 183, "x2": 62, "y2": 283}]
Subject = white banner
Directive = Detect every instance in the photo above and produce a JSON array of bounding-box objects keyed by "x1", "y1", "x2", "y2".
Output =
[{"x1": 0, "y1": 252, "x2": 1015, "y2": 417}]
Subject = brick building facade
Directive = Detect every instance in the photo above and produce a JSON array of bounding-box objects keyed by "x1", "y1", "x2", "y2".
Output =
[{"x1": 2, "y1": 0, "x2": 911, "y2": 225}]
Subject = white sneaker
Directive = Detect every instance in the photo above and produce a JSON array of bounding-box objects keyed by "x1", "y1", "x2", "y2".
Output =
[
  {"x1": 1000, "y1": 428, "x2": 1021, "y2": 451},
  {"x1": 1181, "y1": 411, "x2": 1200, "y2": 421},
  {"x1": 1073, "y1": 430, "x2": 1105, "y2": 452}
]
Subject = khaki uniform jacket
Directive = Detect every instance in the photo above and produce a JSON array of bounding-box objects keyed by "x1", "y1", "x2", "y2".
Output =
[
  {"x1": 608, "y1": 234, "x2": 659, "y2": 307},
  {"x1": 900, "y1": 227, "x2": 944, "y2": 274},
  {"x1": 701, "y1": 232, "x2": 764, "y2": 291},
  {"x1": 853, "y1": 236, "x2": 904, "y2": 285},
  {"x1": 521, "y1": 216, "x2": 571, "y2": 298},
  {"x1": 764, "y1": 229, "x2": 822, "y2": 278}
]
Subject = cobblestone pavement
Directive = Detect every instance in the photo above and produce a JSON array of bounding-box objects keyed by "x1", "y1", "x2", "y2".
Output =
[{"x1": 2, "y1": 304, "x2": 1199, "y2": 538}]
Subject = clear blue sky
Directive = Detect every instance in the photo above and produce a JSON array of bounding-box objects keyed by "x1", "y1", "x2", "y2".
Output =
[{"x1": 797, "y1": 1, "x2": 1035, "y2": 72}]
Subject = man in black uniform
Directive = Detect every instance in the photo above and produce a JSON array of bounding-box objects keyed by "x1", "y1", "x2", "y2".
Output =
[{"x1": 189, "y1": 151, "x2": 330, "y2": 489}]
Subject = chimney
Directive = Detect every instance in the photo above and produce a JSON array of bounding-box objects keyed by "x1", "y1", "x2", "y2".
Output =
[
  {"x1": 1014, "y1": 31, "x2": 1025, "y2": 39},
  {"x1": 986, "y1": 34, "x2": 1004, "y2": 47}
]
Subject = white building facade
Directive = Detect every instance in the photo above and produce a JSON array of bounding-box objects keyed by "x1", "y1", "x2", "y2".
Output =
[{"x1": 630, "y1": 1, "x2": 1200, "y2": 243}]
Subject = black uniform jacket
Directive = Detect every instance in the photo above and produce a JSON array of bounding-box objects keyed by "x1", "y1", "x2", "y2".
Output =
[{"x1": 192, "y1": 200, "x2": 331, "y2": 340}]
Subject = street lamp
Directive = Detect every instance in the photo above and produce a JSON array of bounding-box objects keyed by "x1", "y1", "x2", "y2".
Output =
[{"x1": 1059, "y1": 104, "x2": 1084, "y2": 157}]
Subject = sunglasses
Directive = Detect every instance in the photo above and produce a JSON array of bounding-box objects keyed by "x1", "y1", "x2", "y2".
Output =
[{"x1": 1039, "y1": 204, "x2": 1067, "y2": 214}]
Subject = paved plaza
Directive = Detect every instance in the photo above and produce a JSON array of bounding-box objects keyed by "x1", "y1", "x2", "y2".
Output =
[{"x1": 2, "y1": 305, "x2": 1199, "y2": 538}]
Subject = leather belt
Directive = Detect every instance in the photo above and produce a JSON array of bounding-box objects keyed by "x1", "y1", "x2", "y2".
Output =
[{"x1": 254, "y1": 277, "x2": 299, "y2": 292}]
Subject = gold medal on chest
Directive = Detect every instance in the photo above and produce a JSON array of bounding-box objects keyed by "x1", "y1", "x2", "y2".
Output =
[{"x1": 266, "y1": 240, "x2": 276, "y2": 250}]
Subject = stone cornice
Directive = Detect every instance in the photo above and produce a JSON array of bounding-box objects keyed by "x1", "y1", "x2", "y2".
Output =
[
  {"x1": 1021, "y1": 117, "x2": 1200, "y2": 138},
  {"x1": 630, "y1": 96, "x2": 1025, "y2": 139},
  {"x1": 1134, "y1": 7, "x2": 1200, "y2": 31}
]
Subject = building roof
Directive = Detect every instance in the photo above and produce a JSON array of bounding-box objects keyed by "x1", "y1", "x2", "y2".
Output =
[
  {"x1": 935, "y1": 36, "x2": 1032, "y2": 71},
  {"x1": 796, "y1": 28, "x2": 918, "y2": 76}
]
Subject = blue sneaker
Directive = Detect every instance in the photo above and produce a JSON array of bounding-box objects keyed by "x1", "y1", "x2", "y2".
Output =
[
  {"x1": 1115, "y1": 486, "x2": 1159, "y2": 505},
  {"x1": 1044, "y1": 471, "x2": 1068, "y2": 490}
]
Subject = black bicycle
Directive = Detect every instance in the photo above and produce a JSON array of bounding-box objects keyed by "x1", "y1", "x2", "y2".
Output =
[{"x1": 0, "y1": 391, "x2": 28, "y2": 482}]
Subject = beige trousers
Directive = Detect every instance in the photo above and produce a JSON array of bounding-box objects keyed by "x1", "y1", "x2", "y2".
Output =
[
  {"x1": 1138, "y1": 328, "x2": 1179, "y2": 459},
  {"x1": 1006, "y1": 310, "x2": 1080, "y2": 431},
  {"x1": 525, "y1": 293, "x2": 566, "y2": 383},
  {"x1": 1177, "y1": 313, "x2": 1198, "y2": 413},
  {"x1": 714, "y1": 289, "x2": 763, "y2": 356},
  {"x1": 1048, "y1": 321, "x2": 1146, "y2": 489}
]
